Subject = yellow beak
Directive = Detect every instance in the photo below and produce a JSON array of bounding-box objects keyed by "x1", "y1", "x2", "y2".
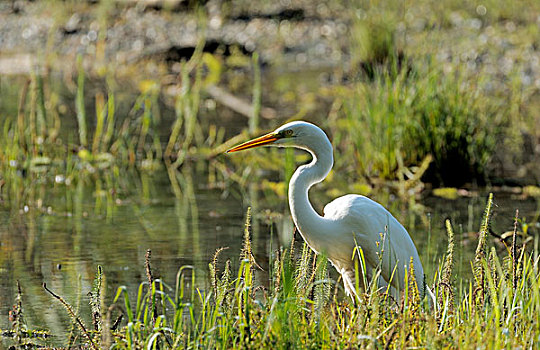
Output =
[{"x1": 226, "y1": 132, "x2": 280, "y2": 153}]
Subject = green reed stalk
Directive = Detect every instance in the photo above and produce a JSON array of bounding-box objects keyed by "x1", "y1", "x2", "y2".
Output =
[
  {"x1": 16, "y1": 78, "x2": 30, "y2": 151},
  {"x1": 92, "y1": 92, "x2": 106, "y2": 154},
  {"x1": 512, "y1": 210, "x2": 519, "y2": 291},
  {"x1": 76, "y1": 55, "x2": 88, "y2": 147},
  {"x1": 295, "y1": 243, "x2": 312, "y2": 296},
  {"x1": 101, "y1": 90, "x2": 115, "y2": 153},
  {"x1": 182, "y1": 64, "x2": 202, "y2": 157},
  {"x1": 28, "y1": 74, "x2": 37, "y2": 154},
  {"x1": 250, "y1": 52, "x2": 261, "y2": 134},
  {"x1": 439, "y1": 219, "x2": 455, "y2": 314},
  {"x1": 35, "y1": 72, "x2": 47, "y2": 141},
  {"x1": 137, "y1": 95, "x2": 152, "y2": 154},
  {"x1": 165, "y1": 88, "x2": 184, "y2": 160},
  {"x1": 473, "y1": 193, "x2": 494, "y2": 308},
  {"x1": 90, "y1": 266, "x2": 103, "y2": 332}
]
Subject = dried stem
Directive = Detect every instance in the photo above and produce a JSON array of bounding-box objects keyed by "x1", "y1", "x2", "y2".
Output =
[
  {"x1": 512, "y1": 209, "x2": 519, "y2": 291},
  {"x1": 43, "y1": 283, "x2": 98, "y2": 350},
  {"x1": 145, "y1": 249, "x2": 157, "y2": 324}
]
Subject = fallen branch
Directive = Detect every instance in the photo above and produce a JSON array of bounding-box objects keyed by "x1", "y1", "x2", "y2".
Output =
[{"x1": 205, "y1": 85, "x2": 277, "y2": 120}]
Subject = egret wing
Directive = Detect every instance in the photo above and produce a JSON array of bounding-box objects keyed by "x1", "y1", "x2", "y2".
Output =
[{"x1": 323, "y1": 194, "x2": 424, "y2": 294}]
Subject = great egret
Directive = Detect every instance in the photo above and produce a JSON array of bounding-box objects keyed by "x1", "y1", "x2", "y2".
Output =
[{"x1": 227, "y1": 121, "x2": 427, "y2": 302}]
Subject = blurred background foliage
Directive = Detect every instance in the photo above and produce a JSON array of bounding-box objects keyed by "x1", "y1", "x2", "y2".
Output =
[
  {"x1": 0, "y1": 0, "x2": 539, "y2": 346},
  {"x1": 0, "y1": 0, "x2": 538, "y2": 194}
]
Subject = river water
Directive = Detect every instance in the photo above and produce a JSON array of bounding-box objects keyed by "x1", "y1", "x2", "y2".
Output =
[
  {"x1": 0, "y1": 162, "x2": 537, "y2": 343},
  {"x1": 0, "y1": 72, "x2": 538, "y2": 345}
]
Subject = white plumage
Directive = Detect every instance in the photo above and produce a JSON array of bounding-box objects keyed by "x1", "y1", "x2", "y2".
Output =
[
  {"x1": 322, "y1": 194, "x2": 425, "y2": 299},
  {"x1": 228, "y1": 121, "x2": 427, "y2": 302}
]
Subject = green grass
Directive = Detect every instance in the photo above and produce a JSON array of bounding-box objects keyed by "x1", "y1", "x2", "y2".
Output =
[
  {"x1": 319, "y1": 0, "x2": 539, "y2": 187},
  {"x1": 1, "y1": 0, "x2": 538, "y2": 201},
  {"x1": 1, "y1": 0, "x2": 539, "y2": 347},
  {"x1": 331, "y1": 64, "x2": 501, "y2": 184},
  {"x1": 0, "y1": 57, "x2": 229, "y2": 210},
  {"x1": 329, "y1": 54, "x2": 523, "y2": 187},
  {"x1": 3, "y1": 196, "x2": 540, "y2": 349}
]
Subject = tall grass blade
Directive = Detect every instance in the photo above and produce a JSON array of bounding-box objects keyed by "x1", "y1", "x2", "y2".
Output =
[
  {"x1": 92, "y1": 92, "x2": 106, "y2": 154},
  {"x1": 250, "y1": 52, "x2": 261, "y2": 134},
  {"x1": 439, "y1": 219, "x2": 455, "y2": 314},
  {"x1": 76, "y1": 55, "x2": 88, "y2": 147},
  {"x1": 473, "y1": 193, "x2": 494, "y2": 308},
  {"x1": 90, "y1": 266, "x2": 103, "y2": 332}
]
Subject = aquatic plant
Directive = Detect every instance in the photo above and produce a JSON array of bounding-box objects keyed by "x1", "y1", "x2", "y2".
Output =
[
  {"x1": 332, "y1": 65, "x2": 506, "y2": 186},
  {"x1": 3, "y1": 196, "x2": 539, "y2": 348}
]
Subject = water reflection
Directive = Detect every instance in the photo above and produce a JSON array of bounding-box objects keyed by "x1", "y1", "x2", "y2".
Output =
[
  {"x1": 0, "y1": 164, "x2": 538, "y2": 345},
  {"x1": 0, "y1": 167, "x2": 240, "y2": 343}
]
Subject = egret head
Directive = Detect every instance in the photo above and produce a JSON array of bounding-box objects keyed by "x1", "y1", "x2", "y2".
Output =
[{"x1": 227, "y1": 121, "x2": 331, "y2": 153}]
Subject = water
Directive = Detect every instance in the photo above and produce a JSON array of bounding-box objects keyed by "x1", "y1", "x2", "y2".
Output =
[
  {"x1": 1, "y1": 159, "x2": 537, "y2": 344},
  {"x1": 0, "y1": 169, "x2": 243, "y2": 340},
  {"x1": 0, "y1": 70, "x2": 538, "y2": 346}
]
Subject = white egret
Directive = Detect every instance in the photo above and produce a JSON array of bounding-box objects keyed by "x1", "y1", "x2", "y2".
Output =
[{"x1": 227, "y1": 121, "x2": 428, "y2": 302}]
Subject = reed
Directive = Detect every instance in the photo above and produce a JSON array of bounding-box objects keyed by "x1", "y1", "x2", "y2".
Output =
[
  {"x1": 75, "y1": 55, "x2": 88, "y2": 148},
  {"x1": 2, "y1": 196, "x2": 535, "y2": 349},
  {"x1": 473, "y1": 193, "x2": 493, "y2": 308},
  {"x1": 438, "y1": 219, "x2": 455, "y2": 315},
  {"x1": 250, "y1": 52, "x2": 261, "y2": 134},
  {"x1": 1, "y1": 0, "x2": 539, "y2": 348}
]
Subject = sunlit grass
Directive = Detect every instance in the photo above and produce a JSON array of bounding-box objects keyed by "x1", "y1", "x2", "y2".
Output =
[
  {"x1": 1, "y1": 0, "x2": 539, "y2": 348},
  {"x1": 3, "y1": 196, "x2": 539, "y2": 348},
  {"x1": 1, "y1": 0, "x2": 538, "y2": 205}
]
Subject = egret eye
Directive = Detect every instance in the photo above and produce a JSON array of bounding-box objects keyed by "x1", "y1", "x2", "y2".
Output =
[
  {"x1": 283, "y1": 129, "x2": 294, "y2": 137},
  {"x1": 227, "y1": 121, "x2": 429, "y2": 304}
]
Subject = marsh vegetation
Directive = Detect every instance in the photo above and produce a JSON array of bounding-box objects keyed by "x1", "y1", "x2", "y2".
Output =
[{"x1": 0, "y1": 0, "x2": 539, "y2": 348}]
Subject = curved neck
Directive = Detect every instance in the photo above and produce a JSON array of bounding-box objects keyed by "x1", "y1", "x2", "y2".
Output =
[{"x1": 288, "y1": 142, "x2": 334, "y2": 248}]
